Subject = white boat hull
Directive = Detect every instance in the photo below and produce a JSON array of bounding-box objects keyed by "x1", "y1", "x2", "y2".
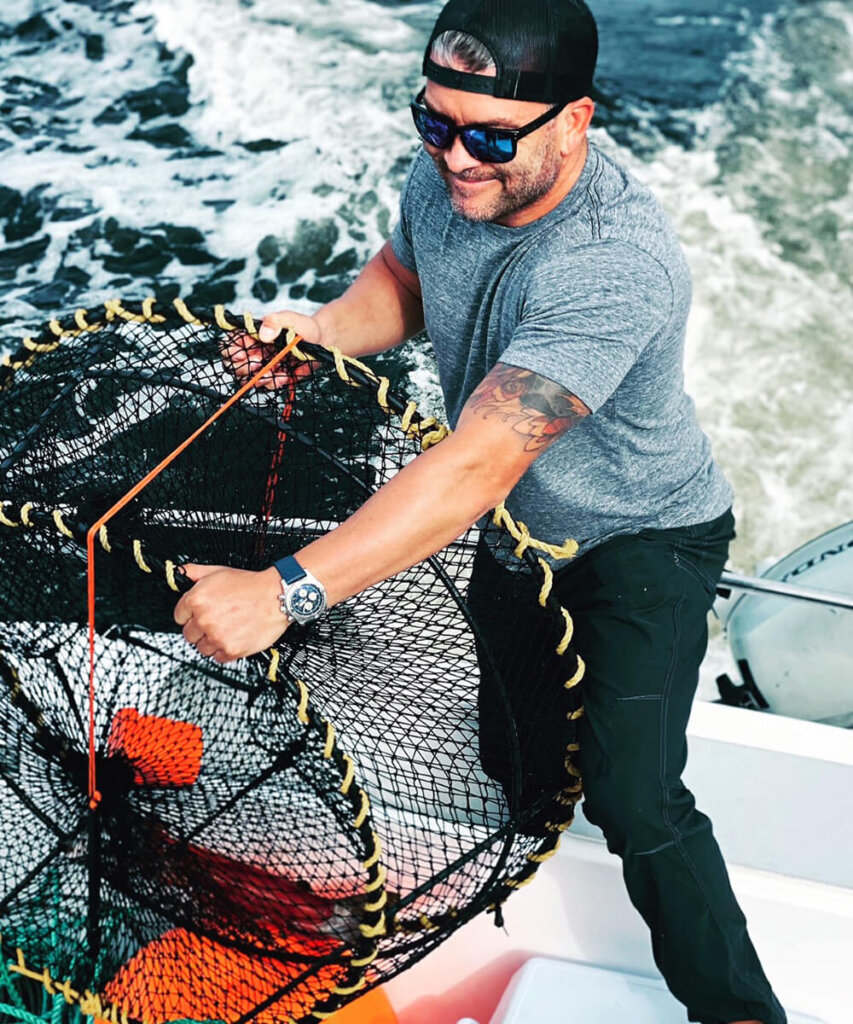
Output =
[{"x1": 382, "y1": 700, "x2": 853, "y2": 1023}]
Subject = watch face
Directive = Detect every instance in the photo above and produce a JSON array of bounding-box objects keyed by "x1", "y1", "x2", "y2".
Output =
[{"x1": 289, "y1": 582, "x2": 325, "y2": 621}]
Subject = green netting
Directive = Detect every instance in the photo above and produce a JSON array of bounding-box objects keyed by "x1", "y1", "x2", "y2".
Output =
[{"x1": 0, "y1": 300, "x2": 584, "y2": 1023}]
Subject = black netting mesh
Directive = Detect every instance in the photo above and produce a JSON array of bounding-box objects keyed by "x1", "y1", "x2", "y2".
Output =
[{"x1": 0, "y1": 301, "x2": 584, "y2": 1023}]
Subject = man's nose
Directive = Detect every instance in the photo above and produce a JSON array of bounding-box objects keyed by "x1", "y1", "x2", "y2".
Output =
[{"x1": 442, "y1": 134, "x2": 482, "y2": 174}]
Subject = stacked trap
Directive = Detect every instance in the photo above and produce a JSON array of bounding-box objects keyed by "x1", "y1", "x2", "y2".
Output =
[{"x1": 0, "y1": 300, "x2": 584, "y2": 1023}]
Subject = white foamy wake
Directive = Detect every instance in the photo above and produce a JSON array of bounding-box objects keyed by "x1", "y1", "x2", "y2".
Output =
[
  {"x1": 138, "y1": 0, "x2": 422, "y2": 293},
  {"x1": 139, "y1": 0, "x2": 445, "y2": 409},
  {"x1": 595, "y1": 1, "x2": 853, "y2": 577},
  {"x1": 595, "y1": 2, "x2": 853, "y2": 692}
]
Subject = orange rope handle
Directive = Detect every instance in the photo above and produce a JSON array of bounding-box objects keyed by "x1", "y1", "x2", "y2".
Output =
[{"x1": 85, "y1": 331, "x2": 303, "y2": 806}]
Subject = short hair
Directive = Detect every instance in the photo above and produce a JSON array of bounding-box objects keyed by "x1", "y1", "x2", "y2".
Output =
[{"x1": 429, "y1": 29, "x2": 496, "y2": 73}]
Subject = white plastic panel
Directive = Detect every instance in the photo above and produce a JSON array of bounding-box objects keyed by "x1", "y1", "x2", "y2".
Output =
[{"x1": 488, "y1": 958, "x2": 827, "y2": 1024}]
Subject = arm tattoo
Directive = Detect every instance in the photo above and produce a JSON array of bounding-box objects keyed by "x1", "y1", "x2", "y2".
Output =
[{"x1": 467, "y1": 363, "x2": 590, "y2": 454}]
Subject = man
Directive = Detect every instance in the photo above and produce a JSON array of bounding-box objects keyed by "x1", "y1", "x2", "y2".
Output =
[{"x1": 174, "y1": 1, "x2": 786, "y2": 1021}]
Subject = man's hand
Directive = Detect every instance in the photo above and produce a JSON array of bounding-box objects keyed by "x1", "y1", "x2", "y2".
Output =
[
  {"x1": 221, "y1": 310, "x2": 322, "y2": 390},
  {"x1": 174, "y1": 564, "x2": 287, "y2": 663}
]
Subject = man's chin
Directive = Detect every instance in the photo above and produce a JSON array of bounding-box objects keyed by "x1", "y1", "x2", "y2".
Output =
[
  {"x1": 447, "y1": 181, "x2": 504, "y2": 222},
  {"x1": 449, "y1": 197, "x2": 497, "y2": 222}
]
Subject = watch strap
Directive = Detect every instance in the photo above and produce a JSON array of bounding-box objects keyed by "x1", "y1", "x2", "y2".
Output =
[{"x1": 274, "y1": 555, "x2": 307, "y2": 585}]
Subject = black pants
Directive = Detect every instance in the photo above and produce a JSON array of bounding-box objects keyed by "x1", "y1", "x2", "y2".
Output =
[{"x1": 471, "y1": 510, "x2": 787, "y2": 1024}]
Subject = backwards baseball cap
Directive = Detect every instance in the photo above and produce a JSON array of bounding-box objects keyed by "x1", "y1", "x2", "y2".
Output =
[{"x1": 423, "y1": 0, "x2": 598, "y2": 104}]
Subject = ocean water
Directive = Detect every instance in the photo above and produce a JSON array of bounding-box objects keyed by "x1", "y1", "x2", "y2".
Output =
[{"x1": 0, "y1": 0, "x2": 851, "y2": 591}]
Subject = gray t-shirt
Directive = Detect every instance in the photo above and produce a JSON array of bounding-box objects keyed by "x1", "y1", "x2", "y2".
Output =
[{"x1": 391, "y1": 143, "x2": 733, "y2": 557}]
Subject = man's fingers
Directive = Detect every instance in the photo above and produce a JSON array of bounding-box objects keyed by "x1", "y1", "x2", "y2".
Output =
[
  {"x1": 259, "y1": 311, "x2": 322, "y2": 347},
  {"x1": 221, "y1": 314, "x2": 321, "y2": 392},
  {"x1": 258, "y1": 312, "x2": 299, "y2": 344},
  {"x1": 174, "y1": 565, "x2": 223, "y2": 628},
  {"x1": 225, "y1": 345, "x2": 264, "y2": 377},
  {"x1": 258, "y1": 323, "x2": 281, "y2": 344},
  {"x1": 174, "y1": 596, "x2": 190, "y2": 626},
  {"x1": 182, "y1": 622, "x2": 204, "y2": 646},
  {"x1": 223, "y1": 341, "x2": 308, "y2": 389},
  {"x1": 180, "y1": 619, "x2": 230, "y2": 660},
  {"x1": 181, "y1": 562, "x2": 222, "y2": 583},
  {"x1": 221, "y1": 333, "x2": 278, "y2": 381},
  {"x1": 194, "y1": 636, "x2": 219, "y2": 658},
  {"x1": 291, "y1": 361, "x2": 315, "y2": 379},
  {"x1": 223, "y1": 332, "x2": 255, "y2": 352},
  {"x1": 223, "y1": 348, "x2": 249, "y2": 371},
  {"x1": 220, "y1": 333, "x2": 256, "y2": 363}
]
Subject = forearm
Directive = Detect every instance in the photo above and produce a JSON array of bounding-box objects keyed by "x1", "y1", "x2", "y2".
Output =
[
  {"x1": 175, "y1": 363, "x2": 587, "y2": 663},
  {"x1": 293, "y1": 433, "x2": 506, "y2": 608},
  {"x1": 313, "y1": 243, "x2": 424, "y2": 358},
  {"x1": 178, "y1": 434, "x2": 508, "y2": 664}
]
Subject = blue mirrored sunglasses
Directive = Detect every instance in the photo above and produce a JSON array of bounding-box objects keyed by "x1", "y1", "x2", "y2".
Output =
[{"x1": 410, "y1": 88, "x2": 566, "y2": 164}]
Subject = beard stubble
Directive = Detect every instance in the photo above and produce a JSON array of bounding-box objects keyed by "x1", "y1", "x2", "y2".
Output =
[{"x1": 430, "y1": 136, "x2": 563, "y2": 223}]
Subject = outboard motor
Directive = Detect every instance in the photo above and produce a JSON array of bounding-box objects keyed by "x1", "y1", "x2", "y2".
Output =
[{"x1": 716, "y1": 521, "x2": 853, "y2": 728}]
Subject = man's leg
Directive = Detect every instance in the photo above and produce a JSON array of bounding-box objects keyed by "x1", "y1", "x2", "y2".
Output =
[
  {"x1": 557, "y1": 512, "x2": 787, "y2": 1024},
  {"x1": 467, "y1": 538, "x2": 581, "y2": 831}
]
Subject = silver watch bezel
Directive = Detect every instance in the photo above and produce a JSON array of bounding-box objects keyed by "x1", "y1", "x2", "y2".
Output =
[{"x1": 279, "y1": 571, "x2": 327, "y2": 626}]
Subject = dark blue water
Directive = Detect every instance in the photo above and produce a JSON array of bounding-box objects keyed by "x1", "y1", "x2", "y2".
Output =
[{"x1": 0, "y1": 0, "x2": 792, "y2": 324}]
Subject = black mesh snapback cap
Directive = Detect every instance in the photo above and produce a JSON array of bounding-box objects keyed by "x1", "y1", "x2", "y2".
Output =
[{"x1": 423, "y1": 0, "x2": 598, "y2": 103}]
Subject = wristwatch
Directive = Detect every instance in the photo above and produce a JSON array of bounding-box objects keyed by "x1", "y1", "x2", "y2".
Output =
[{"x1": 274, "y1": 555, "x2": 328, "y2": 626}]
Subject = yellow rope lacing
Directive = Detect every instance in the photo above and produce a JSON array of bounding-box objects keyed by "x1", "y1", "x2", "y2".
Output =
[
  {"x1": 265, "y1": 648, "x2": 390, "y2": 994},
  {"x1": 2, "y1": 296, "x2": 586, "y2": 946},
  {"x1": 7, "y1": 947, "x2": 135, "y2": 1024},
  {"x1": 0, "y1": 502, "x2": 18, "y2": 528},
  {"x1": 493, "y1": 501, "x2": 578, "y2": 563}
]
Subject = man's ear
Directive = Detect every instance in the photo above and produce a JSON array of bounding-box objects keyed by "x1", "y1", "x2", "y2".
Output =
[{"x1": 557, "y1": 98, "x2": 595, "y2": 155}]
